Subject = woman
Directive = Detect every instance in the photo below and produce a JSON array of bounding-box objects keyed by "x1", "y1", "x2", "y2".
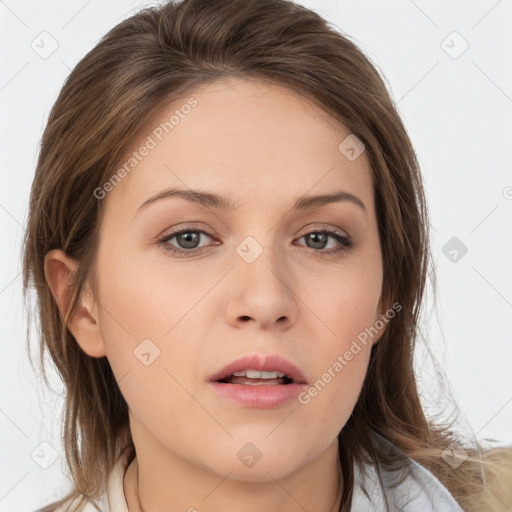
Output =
[{"x1": 24, "y1": 0, "x2": 511, "y2": 510}]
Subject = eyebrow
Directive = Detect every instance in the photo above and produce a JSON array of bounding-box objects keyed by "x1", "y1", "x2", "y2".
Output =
[{"x1": 137, "y1": 187, "x2": 367, "y2": 214}]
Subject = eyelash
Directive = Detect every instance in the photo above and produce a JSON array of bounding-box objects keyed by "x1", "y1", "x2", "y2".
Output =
[{"x1": 156, "y1": 226, "x2": 354, "y2": 258}]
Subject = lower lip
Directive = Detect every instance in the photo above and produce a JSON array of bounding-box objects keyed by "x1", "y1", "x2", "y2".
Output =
[{"x1": 208, "y1": 381, "x2": 308, "y2": 408}]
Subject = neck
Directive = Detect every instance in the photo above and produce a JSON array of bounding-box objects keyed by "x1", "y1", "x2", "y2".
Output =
[{"x1": 125, "y1": 446, "x2": 343, "y2": 512}]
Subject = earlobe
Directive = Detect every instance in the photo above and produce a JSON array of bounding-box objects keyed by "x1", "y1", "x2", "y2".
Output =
[{"x1": 44, "y1": 249, "x2": 106, "y2": 358}]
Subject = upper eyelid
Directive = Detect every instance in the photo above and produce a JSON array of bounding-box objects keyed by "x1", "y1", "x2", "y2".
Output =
[{"x1": 160, "y1": 224, "x2": 349, "y2": 237}]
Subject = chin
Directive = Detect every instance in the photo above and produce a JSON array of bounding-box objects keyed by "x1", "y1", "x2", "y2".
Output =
[{"x1": 225, "y1": 441, "x2": 309, "y2": 482}]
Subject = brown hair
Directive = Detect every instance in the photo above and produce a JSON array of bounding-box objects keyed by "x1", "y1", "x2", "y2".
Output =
[{"x1": 22, "y1": 0, "x2": 512, "y2": 510}]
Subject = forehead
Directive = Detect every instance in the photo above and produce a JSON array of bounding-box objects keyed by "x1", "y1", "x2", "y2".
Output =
[{"x1": 103, "y1": 77, "x2": 374, "y2": 219}]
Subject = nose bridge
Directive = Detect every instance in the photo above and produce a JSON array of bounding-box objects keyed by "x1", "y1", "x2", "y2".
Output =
[
  {"x1": 226, "y1": 229, "x2": 298, "y2": 327},
  {"x1": 234, "y1": 231, "x2": 287, "y2": 290},
  {"x1": 230, "y1": 201, "x2": 281, "y2": 265}
]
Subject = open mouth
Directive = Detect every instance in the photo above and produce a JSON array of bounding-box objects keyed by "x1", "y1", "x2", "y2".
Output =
[
  {"x1": 217, "y1": 370, "x2": 295, "y2": 386},
  {"x1": 208, "y1": 353, "x2": 308, "y2": 407}
]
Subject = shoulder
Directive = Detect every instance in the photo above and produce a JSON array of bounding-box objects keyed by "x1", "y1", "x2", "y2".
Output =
[{"x1": 351, "y1": 432, "x2": 465, "y2": 512}]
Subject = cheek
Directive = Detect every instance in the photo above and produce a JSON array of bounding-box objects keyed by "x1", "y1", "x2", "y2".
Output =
[
  {"x1": 309, "y1": 260, "x2": 382, "y2": 347},
  {"x1": 296, "y1": 257, "x2": 381, "y2": 424},
  {"x1": 95, "y1": 237, "x2": 199, "y2": 340},
  {"x1": 291, "y1": 328, "x2": 373, "y2": 458},
  {"x1": 311, "y1": 350, "x2": 371, "y2": 425},
  {"x1": 94, "y1": 242, "x2": 212, "y2": 404}
]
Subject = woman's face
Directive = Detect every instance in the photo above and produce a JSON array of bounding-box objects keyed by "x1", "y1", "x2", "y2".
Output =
[{"x1": 86, "y1": 77, "x2": 386, "y2": 481}]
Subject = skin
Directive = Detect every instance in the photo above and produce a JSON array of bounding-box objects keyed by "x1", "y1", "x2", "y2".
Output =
[{"x1": 45, "y1": 77, "x2": 389, "y2": 512}]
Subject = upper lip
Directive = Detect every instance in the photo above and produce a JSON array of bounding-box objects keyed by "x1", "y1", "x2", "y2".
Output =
[{"x1": 208, "y1": 353, "x2": 308, "y2": 384}]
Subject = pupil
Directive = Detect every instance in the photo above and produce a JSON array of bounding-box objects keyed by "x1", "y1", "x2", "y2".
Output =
[
  {"x1": 307, "y1": 232, "x2": 327, "y2": 249},
  {"x1": 178, "y1": 232, "x2": 199, "y2": 248}
]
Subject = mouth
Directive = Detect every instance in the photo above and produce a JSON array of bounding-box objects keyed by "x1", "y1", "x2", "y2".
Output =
[
  {"x1": 208, "y1": 353, "x2": 308, "y2": 385},
  {"x1": 208, "y1": 354, "x2": 308, "y2": 408},
  {"x1": 217, "y1": 370, "x2": 295, "y2": 386}
]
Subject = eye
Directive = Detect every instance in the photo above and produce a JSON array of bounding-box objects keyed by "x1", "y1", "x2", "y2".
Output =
[
  {"x1": 295, "y1": 228, "x2": 353, "y2": 256},
  {"x1": 157, "y1": 228, "x2": 217, "y2": 257},
  {"x1": 157, "y1": 227, "x2": 353, "y2": 258}
]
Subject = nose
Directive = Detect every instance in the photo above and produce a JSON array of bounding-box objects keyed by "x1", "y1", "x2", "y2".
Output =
[{"x1": 224, "y1": 240, "x2": 299, "y2": 330}]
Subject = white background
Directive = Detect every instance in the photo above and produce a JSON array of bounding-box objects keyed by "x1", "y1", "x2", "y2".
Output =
[{"x1": 1, "y1": 1, "x2": 511, "y2": 510}]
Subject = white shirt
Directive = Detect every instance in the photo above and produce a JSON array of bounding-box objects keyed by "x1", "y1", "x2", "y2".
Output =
[
  {"x1": 49, "y1": 432, "x2": 465, "y2": 512},
  {"x1": 351, "y1": 432, "x2": 465, "y2": 511}
]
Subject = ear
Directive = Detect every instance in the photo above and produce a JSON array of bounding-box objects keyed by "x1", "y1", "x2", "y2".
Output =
[{"x1": 44, "y1": 249, "x2": 106, "y2": 358}]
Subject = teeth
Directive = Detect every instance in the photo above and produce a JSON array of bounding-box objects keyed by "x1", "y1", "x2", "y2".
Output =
[{"x1": 231, "y1": 370, "x2": 286, "y2": 379}]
